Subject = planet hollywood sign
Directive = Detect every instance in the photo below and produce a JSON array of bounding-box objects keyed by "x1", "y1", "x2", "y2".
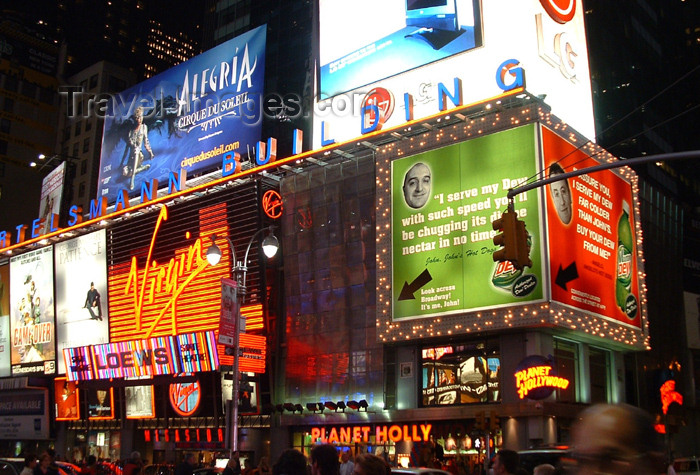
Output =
[
  {"x1": 310, "y1": 423, "x2": 432, "y2": 444},
  {"x1": 514, "y1": 355, "x2": 570, "y2": 400}
]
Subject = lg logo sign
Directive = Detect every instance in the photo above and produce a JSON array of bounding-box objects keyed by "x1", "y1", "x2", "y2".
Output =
[
  {"x1": 539, "y1": 0, "x2": 576, "y2": 24},
  {"x1": 537, "y1": 0, "x2": 580, "y2": 81}
]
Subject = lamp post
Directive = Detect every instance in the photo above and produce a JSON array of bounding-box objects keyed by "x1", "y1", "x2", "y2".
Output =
[{"x1": 206, "y1": 226, "x2": 279, "y2": 454}]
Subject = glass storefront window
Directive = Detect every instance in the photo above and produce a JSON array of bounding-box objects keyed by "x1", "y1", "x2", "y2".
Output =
[
  {"x1": 589, "y1": 347, "x2": 610, "y2": 403},
  {"x1": 553, "y1": 338, "x2": 579, "y2": 402},
  {"x1": 421, "y1": 341, "x2": 500, "y2": 406}
]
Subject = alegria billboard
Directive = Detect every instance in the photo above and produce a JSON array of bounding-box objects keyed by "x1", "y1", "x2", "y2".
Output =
[{"x1": 97, "y1": 25, "x2": 266, "y2": 203}]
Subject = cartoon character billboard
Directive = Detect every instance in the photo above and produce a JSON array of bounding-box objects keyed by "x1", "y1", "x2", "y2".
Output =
[
  {"x1": 391, "y1": 124, "x2": 544, "y2": 320},
  {"x1": 97, "y1": 25, "x2": 266, "y2": 203}
]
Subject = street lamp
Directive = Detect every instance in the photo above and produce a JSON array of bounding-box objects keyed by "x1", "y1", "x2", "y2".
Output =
[
  {"x1": 206, "y1": 226, "x2": 279, "y2": 454},
  {"x1": 30, "y1": 153, "x2": 80, "y2": 172}
]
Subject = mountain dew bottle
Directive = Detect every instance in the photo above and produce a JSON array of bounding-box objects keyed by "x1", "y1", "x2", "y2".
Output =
[{"x1": 615, "y1": 200, "x2": 635, "y2": 316}]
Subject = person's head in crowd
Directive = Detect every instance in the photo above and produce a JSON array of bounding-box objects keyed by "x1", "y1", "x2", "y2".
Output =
[
  {"x1": 184, "y1": 453, "x2": 196, "y2": 466},
  {"x1": 273, "y1": 449, "x2": 307, "y2": 475},
  {"x1": 310, "y1": 444, "x2": 340, "y2": 475},
  {"x1": 24, "y1": 454, "x2": 37, "y2": 469},
  {"x1": 548, "y1": 163, "x2": 573, "y2": 225},
  {"x1": 570, "y1": 403, "x2": 664, "y2": 475},
  {"x1": 492, "y1": 449, "x2": 519, "y2": 475},
  {"x1": 533, "y1": 464, "x2": 555, "y2": 475},
  {"x1": 403, "y1": 162, "x2": 431, "y2": 209},
  {"x1": 352, "y1": 454, "x2": 389, "y2": 475}
]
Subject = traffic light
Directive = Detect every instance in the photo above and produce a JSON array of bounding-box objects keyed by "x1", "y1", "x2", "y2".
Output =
[
  {"x1": 489, "y1": 410, "x2": 500, "y2": 432},
  {"x1": 475, "y1": 411, "x2": 486, "y2": 430},
  {"x1": 492, "y1": 209, "x2": 518, "y2": 264},
  {"x1": 515, "y1": 219, "x2": 533, "y2": 269}
]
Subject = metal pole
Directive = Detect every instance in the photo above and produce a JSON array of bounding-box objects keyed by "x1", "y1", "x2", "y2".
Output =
[
  {"x1": 507, "y1": 150, "x2": 700, "y2": 200},
  {"x1": 231, "y1": 274, "x2": 242, "y2": 455}
]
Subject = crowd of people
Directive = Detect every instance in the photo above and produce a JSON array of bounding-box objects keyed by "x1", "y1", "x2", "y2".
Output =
[{"x1": 12, "y1": 403, "x2": 673, "y2": 475}]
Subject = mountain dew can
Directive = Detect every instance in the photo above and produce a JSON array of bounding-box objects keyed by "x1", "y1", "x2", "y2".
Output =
[{"x1": 615, "y1": 200, "x2": 636, "y2": 318}]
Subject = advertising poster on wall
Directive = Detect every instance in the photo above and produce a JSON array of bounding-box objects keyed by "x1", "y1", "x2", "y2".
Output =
[
  {"x1": 54, "y1": 229, "x2": 109, "y2": 374},
  {"x1": 54, "y1": 377, "x2": 80, "y2": 421},
  {"x1": 391, "y1": 125, "x2": 543, "y2": 321},
  {"x1": 97, "y1": 25, "x2": 266, "y2": 203},
  {"x1": 9, "y1": 247, "x2": 56, "y2": 376},
  {"x1": 88, "y1": 387, "x2": 114, "y2": 419},
  {"x1": 0, "y1": 264, "x2": 10, "y2": 377},
  {"x1": 542, "y1": 127, "x2": 641, "y2": 328},
  {"x1": 0, "y1": 390, "x2": 49, "y2": 439},
  {"x1": 125, "y1": 385, "x2": 155, "y2": 419},
  {"x1": 37, "y1": 162, "x2": 65, "y2": 234},
  {"x1": 314, "y1": 0, "x2": 594, "y2": 147}
]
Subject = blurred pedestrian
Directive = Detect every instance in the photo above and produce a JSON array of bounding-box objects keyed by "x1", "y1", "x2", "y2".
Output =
[
  {"x1": 273, "y1": 450, "x2": 307, "y2": 475},
  {"x1": 256, "y1": 457, "x2": 272, "y2": 475},
  {"x1": 533, "y1": 464, "x2": 555, "y2": 475},
  {"x1": 175, "y1": 453, "x2": 196, "y2": 475},
  {"x1": 353, "y1": 454, "x2": 389, "y2": 475},
  {"x1": 339, "y1": 452, "x2": 354, "y2": 475},
  {"x1": 123, "y1": 451, "x2": 143, "y2": 475},
  {"x1": 34, "y1": 454, "x2": 55, "y2": 475},
  {"x1": 310, "y1": 444, "x2": 339, "y2": 475},
  {"x1": 492, "y1": 450, "x2": 519, "y2": 475},
  {"x1": 224, "y1": 454, "x2": 242, "y2": 475},
  {"x1": 20, "y1": 454, "x2": 36, "y2": 475},
  {"x1": 81, "y1": 456, "x2": 98, "y2": 475},
  {"x1": 569, "y1": 403, "x2": 664, "y2": 475}
]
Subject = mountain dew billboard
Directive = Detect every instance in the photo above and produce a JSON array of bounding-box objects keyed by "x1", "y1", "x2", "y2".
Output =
[{"x1": 391, "y1": 125, "x2": 545, "y2": 320}]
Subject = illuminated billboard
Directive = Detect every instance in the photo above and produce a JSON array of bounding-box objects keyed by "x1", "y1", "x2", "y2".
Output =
[
  {"x1": 38, "y1": 162, "x2": 65, "y2": 235},
  {"x1": 54, "y1": 229, "x2": 109, "y2": 374},
  {"x1": 0, "y1": 264, "x2": 10, "y2": 377},
  {"x1": 542, "y1": 127, "x2": 642, "y2": 329},
  {"x1": 391, "y1": 125, "x2": 544, "y2": 320},
  {"x1": 126, "y1": 385, "x2": 155, "y2": 419},
  {"x1": 88, "y1": 387, "x2": 115, "y2": 420},
  {"x1": 421, "y1": 344, "x2": 500, "y2": 406},
  {"x1": 318, "y1": 0, "x2": 482, "y2": 99},
  {"x1": 9, "y1": 247, "x2": 56, "y2": 375},
  {"x1": 97, "y1": 25, "x2": 266, "y2": 204},
  {"x1": 314, "y1": 0, "x2": 594, "y2": 146},
  {"x1": 54, "y1": 377, "x2": 80, "y2": 421}
]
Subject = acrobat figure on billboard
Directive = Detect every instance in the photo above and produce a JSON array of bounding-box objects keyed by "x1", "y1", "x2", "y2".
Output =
[
  {"x1": 120, "y1": 107, "x2": 155, "y2": 190},
  {"x1": 548, "y1": 163, "x2": 573, "y2": 225},
  {"x1": 84, "y1": 282, "x2": 103, "y2": 321},
  {"x1": 403, "y1": 162, "x2": 432, "y2": 209}
]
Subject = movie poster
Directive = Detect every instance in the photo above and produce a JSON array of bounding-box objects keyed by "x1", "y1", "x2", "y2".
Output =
[
  {"x1": 0, "y1": 264, "x2": 10, "y2": 377},
  {"x1": 9, "y1": 247, "x2": 56, "y2": 375},
  {"x1": 54, "y1": 229, "x2": 109, "y2": 374}
]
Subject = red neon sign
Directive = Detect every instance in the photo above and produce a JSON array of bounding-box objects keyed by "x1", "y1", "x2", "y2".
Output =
[
  {"x1": 262, "y1": 190, "x2": 283, "y2": 219},
  {"x1": 170, "y1": 380, "x2": 202, "y2": 416},
  {"x1": 660, "y1": 380, "x2": 683, "y2": 415}
]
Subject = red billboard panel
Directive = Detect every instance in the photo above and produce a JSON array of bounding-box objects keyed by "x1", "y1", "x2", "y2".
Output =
[{"x1": 542, "y1": 127, "x2": 641, "y2": 328}]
